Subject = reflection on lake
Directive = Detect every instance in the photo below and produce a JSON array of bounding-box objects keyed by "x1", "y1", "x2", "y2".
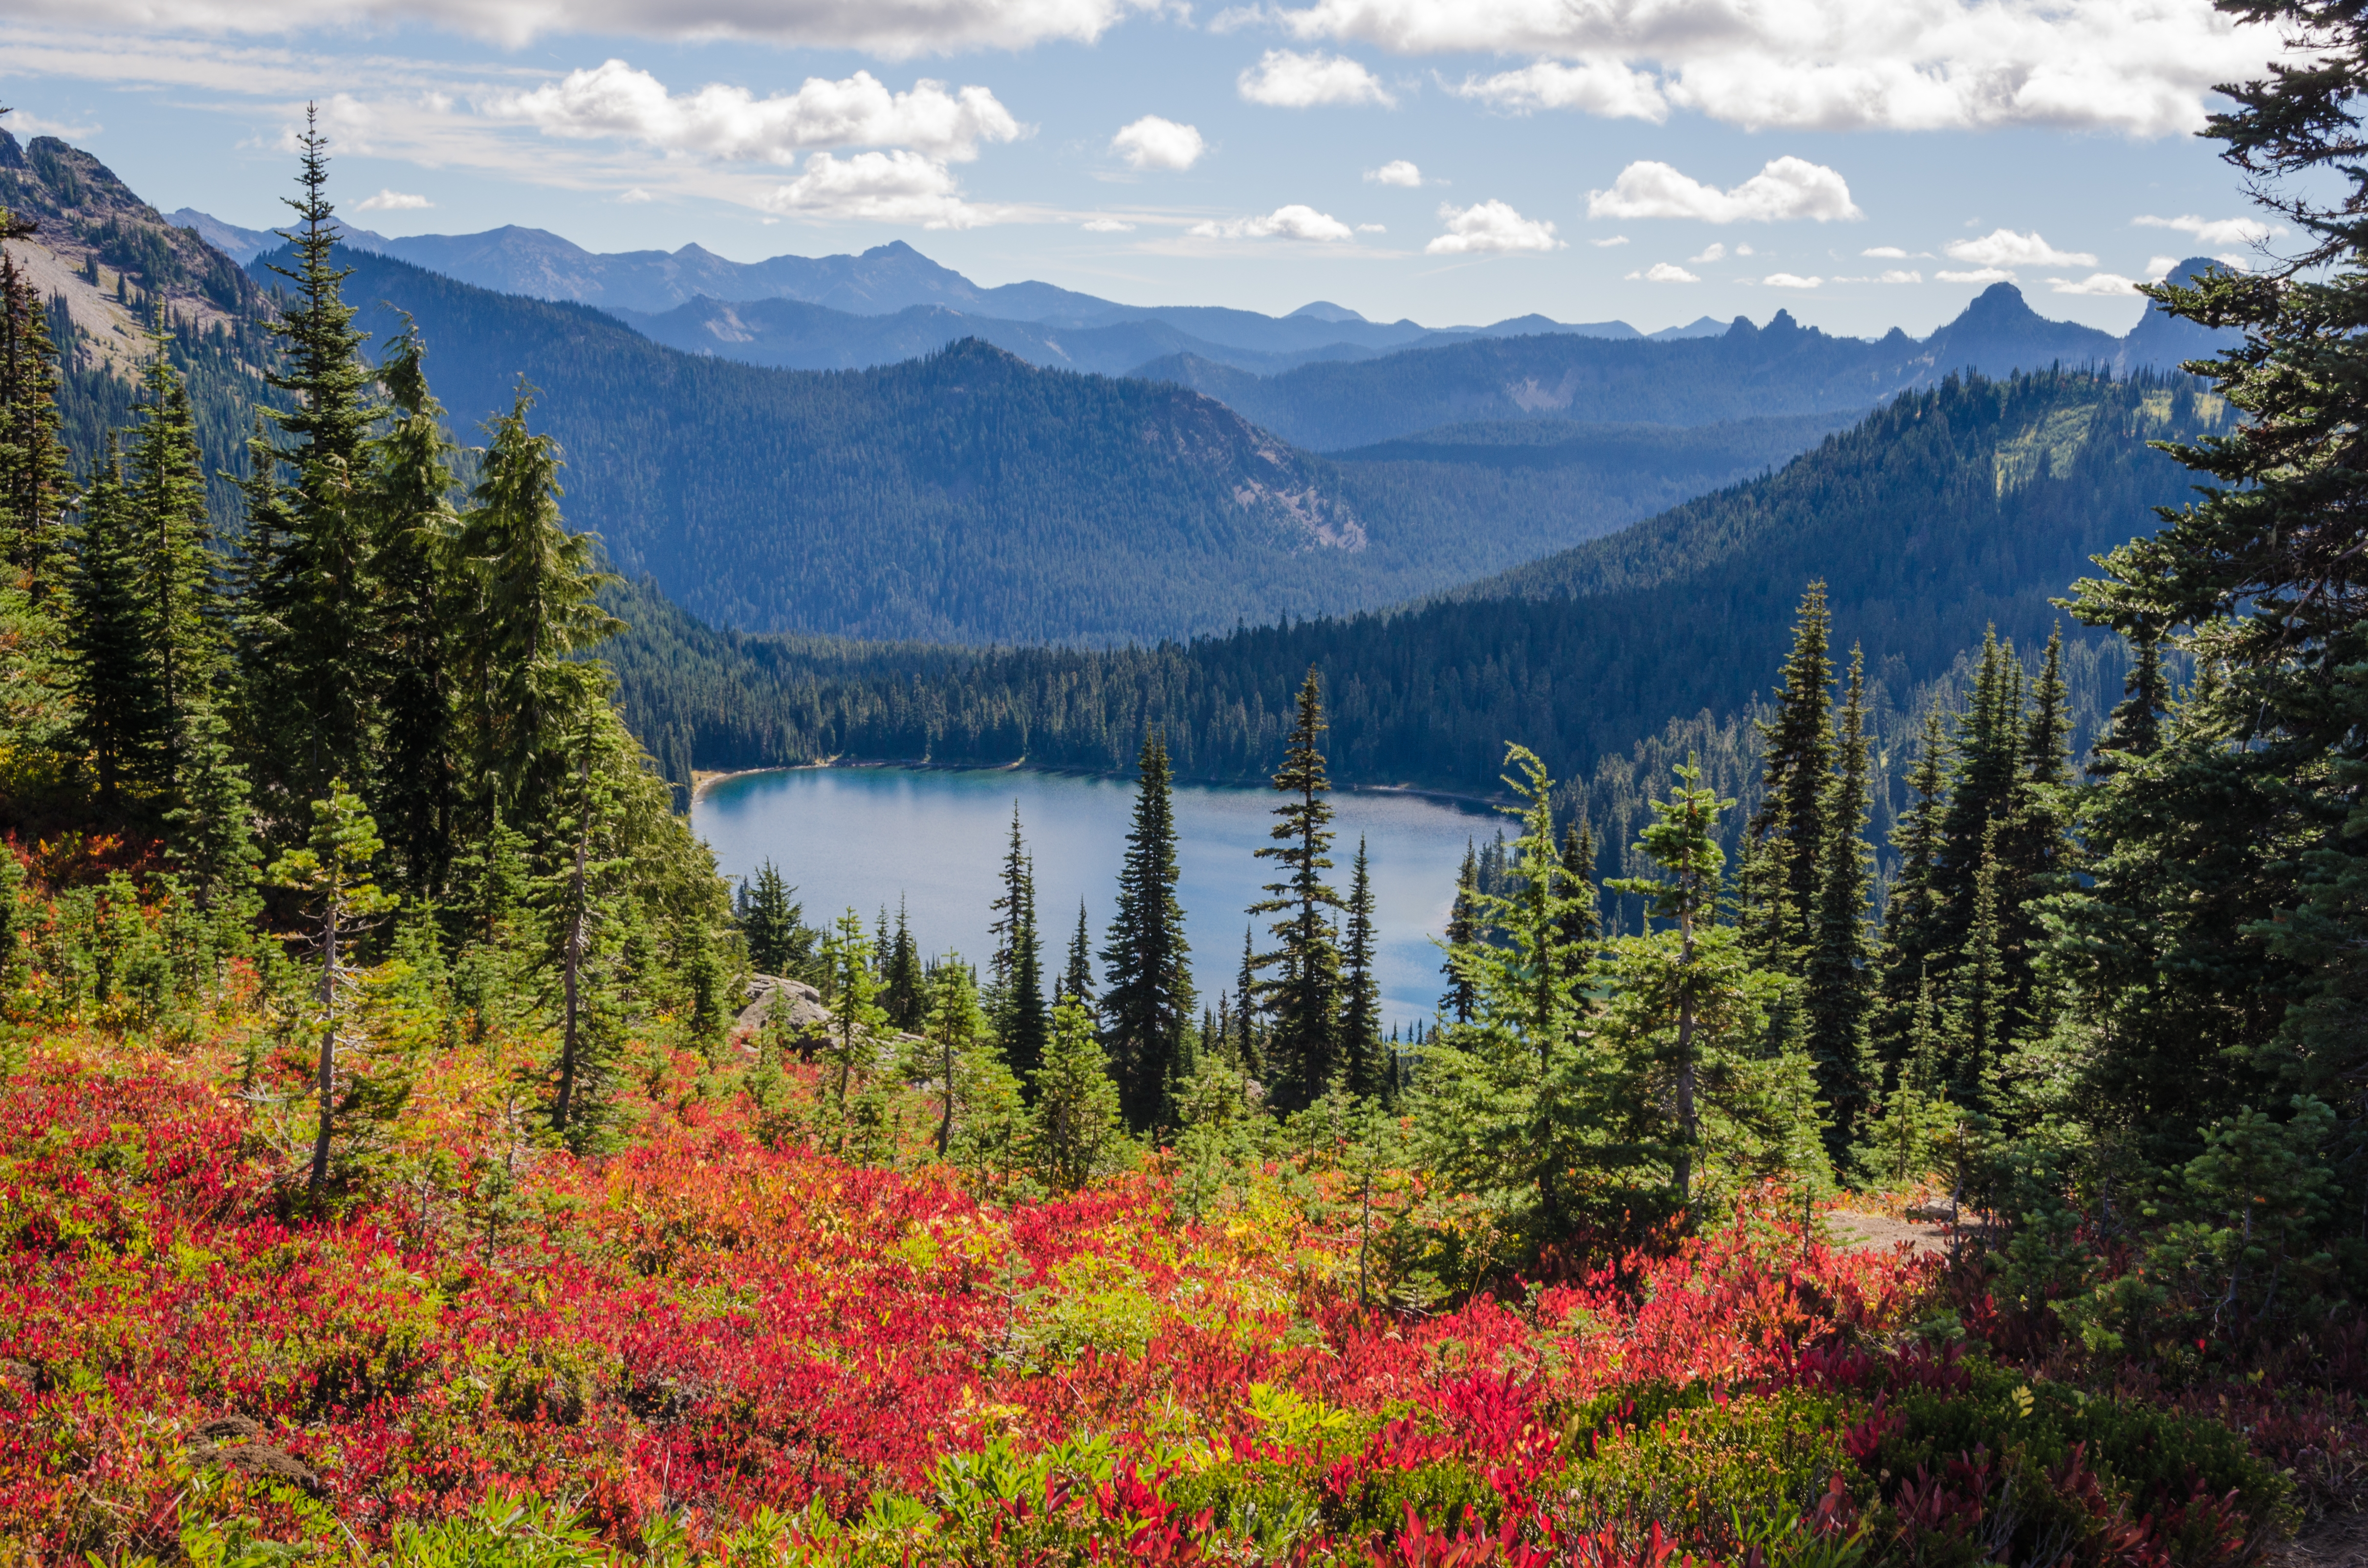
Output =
[{"x1": 693, "y1": 766, "x2": 1499, "y2": 1031}]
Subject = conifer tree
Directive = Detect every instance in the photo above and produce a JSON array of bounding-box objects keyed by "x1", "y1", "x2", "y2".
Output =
[
  {"x1": 987, "y1": 805, "x2": 1049, "y2": 1085},
  {"x1": 741, "y1": 859, "x2": 801, "y2": 975},
  {"x1": 1233, "y1": 926, "x2": 1262, "y2": 1080},
  {"x1": 1060, "y1": 901, "x2": 1094, "y2": 1011},
  {"x1": 66, "y1": 437, "x2": 156, "y2": 806},
  {"x1": 267, "y1": 780, "x2": 394, "y2": 1199},
  {"x1": 367, "y1": 319, "x2": 462, "y2": 897},
  {"x1": 918, "y1": 957, "x2": 991, "y2": 1158},
  {"x1": 1955, "y1": 821, "x2": 2009, "y2": 1108},
  {"x1": 1440, "y1": 841, "x2": 1479, "y2": 1023},
  {"x1": 882, "y1": 898, "x2": 924, "y2": 1031},
  {"x1": 1744, "y1": 583, "x2": 1834, "y2": 966},
  {"x1": 1101, "y1": 730, "x2": 1194, "y2": 1131},
  {"x1": 1341, "y1": 837, "x2": 1385, "y2": 1100},
  {"x1": 821, "y1": 907, "x2": 887, "y2": 1131},
  {"x1": 243, "y1": 109, "x2": 383, "y2": 818},
  {"x1": 1253, "y1": 668, "x2": 1345, "y2": 1111},
  {"x1": 540, "y1": 722, "x2": 634, "y2": 1139},
  {"x1": 2088, "y1": 633, "x2": 2168, "y2": 775},
  {"x1": 1608, "y1": 758, "x2": 1734, "y2": 1208},
  {"x1": 1028, "y1": 998, "x2": 1126, "y2": 1192},
  {"x1": 1873, "y1": 708, "x2": 1954, "y2": 1072},
  {"x1": 0, "y1": 240, "x2": 73, "y2": 598},
  {"x1": 164, "y1": 696, "x2": 258, "y2": 910},
  {"x1": 1934, "y1": 629, "x2": 2023, "y2": 941},
  {"x1": 127, "y1": 338, "x2": 217, "y2": 794},
  {"x1": 1805, "y1": 647, "x2": 1876, "y2": 1159},
  {"x1": 1556, "y1": 822, "x2": 1601, "y2": 981},
  {"x1": 452, "y1": 389, "x2": 621, "y2": 833}
]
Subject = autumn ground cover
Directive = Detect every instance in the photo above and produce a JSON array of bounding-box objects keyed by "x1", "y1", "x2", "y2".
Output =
[{"x1": 0, "y1": 973, "x2": 2316, "y2": 1568}]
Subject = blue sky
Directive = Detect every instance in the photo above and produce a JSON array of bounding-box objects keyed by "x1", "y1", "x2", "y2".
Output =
[{"x1": 0, "y1": 0, "x2": 2292, "y2": 334}]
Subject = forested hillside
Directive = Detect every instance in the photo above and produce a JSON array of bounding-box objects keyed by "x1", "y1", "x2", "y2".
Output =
[{"x1": 606, "y1": 370, "x2": 2211, "y2": 807}]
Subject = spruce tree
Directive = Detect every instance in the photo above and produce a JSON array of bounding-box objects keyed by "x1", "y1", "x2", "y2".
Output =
[
  {"x1": 452, "y1": 390, "x2": 621, "y2": 835},
  {"x1": 127, "y1": 337, "x2": 217, "y2": 794},
  {"x1": 1101, "y1": 730, "x2": 1195, "y2": 1131},
  {"x1": 988, "y1": 805, "x2": 1049, "y2": 1085},
  {"x1": 1233, "y1": 926, "x2": 1262, "y2": 1080},
  {"x1": 243, "y1": 109, "x2": 383, "y2": 819},
  {"x1": 66, "y1": 437, "x2": 156, "y2": 807},
  {"x1": 1873, "y1": 708, "x2": 1954, "y2": 1073},
  {"x1": 1440, "y1": 840, "x2": 1479, "y2": 1023},
  {"x1": 1060, "y1": 901, "x2": 1095, "y2": 1011},
  {"x1": 2089, "y1": 632, "x2": 2168, "y2": 775},
  {"x1": 1340, "y1": 838, "x2": 1385, "y2": 1100},
  {"x1": 1744, "y1": 583, "x2": 1834, "y2": 967},
  {"x1": 742, "y1": 859, "x2": 801, "y2": 975},
  {"x1": 820, "y1": 908, "x2": 887, "y2": 1135},
  {"x1": 0, "y1": 241, "x2": 73, "y2": 598},
  {"x1": 367, "y1": 319, "x2": 463, "y2": 897},
  {"x1": 1028, "y1": 999, "x2": 1126, "y2": 1192},
  {"x1": 1805, "y1": 646, "x2": 1876, "y2": 1160},
  {"x1": 1252, "y1": 668, "x2": 1344, "y2": 1112},
  {"x1": 882, "y1": 898, "x2": 924, "y2": 1031}
]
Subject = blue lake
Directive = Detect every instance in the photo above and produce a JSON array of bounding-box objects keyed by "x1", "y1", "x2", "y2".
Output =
[{"x1": 692, "y1": 766, "x2": 1500, "y2": 1031}]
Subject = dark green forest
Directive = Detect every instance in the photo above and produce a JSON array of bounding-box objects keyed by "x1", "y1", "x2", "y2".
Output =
[{"x1": 604, "y1": 371, "x2": 2212, "y2": 847}]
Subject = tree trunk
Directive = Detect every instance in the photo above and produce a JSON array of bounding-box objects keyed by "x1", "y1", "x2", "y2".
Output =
[{"x1": 308, "y1": 901, "x2": 339, "y2": 1197}]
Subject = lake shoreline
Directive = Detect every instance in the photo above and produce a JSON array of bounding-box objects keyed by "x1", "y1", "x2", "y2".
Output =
[{"x1": 692, "y1": 757, "x2": 1508, "y2": 815}]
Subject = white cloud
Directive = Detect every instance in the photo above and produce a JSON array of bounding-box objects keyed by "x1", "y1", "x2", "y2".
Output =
[
  {"x1": 1876, "y1": 269, "x2": 1921, "y2": 283},
  {"x1": 487, "y1": 61, "x2": 1021, "y2": 164},
  {"x1": 1366, "y1": 158, "x2": 1422, "y2": 185},
  {"x1": 1356, "y1": 221, "x2": 1386, "y2": 231},
  {"x1": 617, "y1": 186, "x2": 653, "y2": 202},
  {"x1": 1081, "y1": 216, "x2": 1136, "y2": 231},
  {"x1": 2047, "y1": 272, "x2": 2143, "y2": 295},
  {"x1": 2133, "y1": 213, "x2": 2279, "y2": 247},
  {"x1": 759, "y1": 149, "x2": 1006, "y2": 228},
  {"x1": 1862, "y1": 245, "x2": 1909, "y2": 258},
  {"x1": 1189, "y1": 203, "x2": 1356, "y2": 240},
  {"x1": 1424, "y1": 198, "x2": 1561, "y2": 254},
  {"x1": 1762, "y1": 272, "x2": 1822, "y2": 288},
  {"x1": 1626, "y1": 261, "x2": 1700, "y2": 282},
  {"x1": 1587, "y1": 156, "x2": 1860, "y2": 223},
  {"x1": 1449, "y1": 58, "x2": 1667, "y2": 121},
  {"x1": 5, "y1": 0, "x2": 1166, "y2": 56},
  {"x1": 1937, "y1": 267, "x2": 2017, "y2": 283},
  {"x1": 1688, "y1": 241, "x2": 1726, "y2": 263},
  {"x1": 1110, "y1": 114, "x2": 1204, "y2": 171},
  {"x1": 1264, "y1": 0, "x2": 2281, "y2": 137},
  {"x1": 354, "y1": 188, "x2": 432, "y2": 210},
  {"x1": 1590, "y1": 235, "x2": 1630, "y2": 247},
  {"x1": 2, "y1": 107, "x2": 102, "y2": 139},
  {"x1": 1238, "y1": 48, "x2": 1395, "y2": 107},
  {"x1": 1944, "y1": 228, "x2": 2095, "y2": 268},
  {"x1": 2146, "y1": 254, "x2": 2179, "y2": 279}
]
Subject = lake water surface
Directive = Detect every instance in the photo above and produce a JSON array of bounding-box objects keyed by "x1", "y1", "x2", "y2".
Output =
[{"x1": 693, "y1": 766, "x2": 1499, "y2": 1031}]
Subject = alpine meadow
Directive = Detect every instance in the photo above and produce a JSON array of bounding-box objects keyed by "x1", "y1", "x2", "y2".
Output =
[{"x1": 2, "y1": 0, "x2": 2368, "y2": 1563}]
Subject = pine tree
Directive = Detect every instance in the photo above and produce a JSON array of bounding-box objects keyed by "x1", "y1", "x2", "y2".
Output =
[
  {"x1": 1028, "y1": 998, "x2": 1126, "y2": 1193},
  {"x1": 742, "y1": 859, "x2": 802, "y2": 976},
  {"x1": 1233, "y1": 925, "x2": 1262, "y2": 1081},
  {"x1": 988, "y1": 805, "x2": 1049, "y2": 1085},
  {"x1": 1060, "y1": 901, "x2": 1094, "y2": 1011},
  {"x1": 1934, "y1": 628, "x2": 2023, "y2": 942},
  {"x1": 1252, "y1": 668, "x2": 1344, "y2": 1112},
  {"x1": 1440, "y1": 840, "x2": 1479, "y2": 1023},
  {"x1": 1873, "y1": 707, "x2": 1954, "y2": 1074},
  {"x1": 1744, "y1": 582, "x2": 1835, "y2": 967},
  {"x1": 882, "y1": 898, "x2": 924, "y2": 1031},
  {"x1": 2088, "y1": 632, "x2": 2168, "y2": 775},
  {"x1": 126, "y1": 336, "x2": 217, "y2": 794},
  {"x1": 0, "y1": 241, "x2": 73, "y2": 598},
  {"x1": 452, "y1": 389, "x2": 622, "y2": 835},
  {"x1": 1340, "y1": 838, "x2": 1385, "y2": 1100},
  {"x1": 1556, "y1": 821, "x2": 1601, "y2": 976},
  {"x1": 542, "y1": 727, "x2": 630, "y2": 1138},
  {"x1": 367, "y1": 319, "x2": 462, "y2": 897},
  {"x1": 163, "y1": 695, "x2": 258, "y2": 909},
  {"x1": 1805, "y1": 646, "x2": 1876, "y2": 1160},
  {"x1": 266, "y1": 779, "x2": 395, "y2": 1199},
  {"x1": 1955, "y1": 822, "x2": 2009, "y2": 1109},
  {"x1": 821, "y1": 907, "x2": 887, "y2": 1132},
  {"x1": 1101, "y1": 730, "x2": 1195, "y2": 1132},
  {"x1": 66, "y1": 437, "x2": 157, "y2": 807},
  {"x1": 1608, "y1": 758, "x2": 1734, "y2": 1208},
  {"x1": 243, "y1": 108, "x2": 384, "y2": 819}
]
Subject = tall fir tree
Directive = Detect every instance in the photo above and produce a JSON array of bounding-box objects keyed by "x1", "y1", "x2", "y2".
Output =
[
  {"x1": 1340, "y1": 837, "x2": 1385, "y2": 1100},
  {"x1": 1251, "y1": 668, "x2": 1345, "y2": 1112},
  {"x1": 366, "y1": 319, "x2": 463, "y2": 897},
  {"x1": 1874, "y1": 707, "x2": 1954, "y2": 1074},
  {"x1": 1555, "y1": 821, "x2": 1601, "y2": 988},
  {"x1": 242, "y1": 107, "x2": 383, "y2": 823},
  {"x1": 741, "y1": 860, "x2": 802, "y2": 976},
  {"x1": 2088, "y1": 632, "x2": 2168, "y2": 775},
  {"x1": 1743, "y1": 583, "x2": 1835, "y2": 967},
  {"x1": 882, "y1": 898, "x2": 925, "y2": 1031},
  {"x1": 66, "y1": 437, "x2": 156, "y2": 807},
  {"x1": 1440, "y1": 840, "x2": 1479, "y2": 1023},
  {"x1": 126, "y1": 334, "x2": 217, "y2": 795},
  {"x1": 988, "y1": 804, "x2": 1049, "y2": 1086},
  {"x1": 1060, "y1": 901, "x2": 1095, "y2": 1012},
  {"x1": 1101, "y1": 730, "x2": 1195, "y2": 1132},
  {"x1": 1805, "y1": 646, "x2": 1876, "y2": 1160},
  {"x1": 0, "y1": 239, "x2": 73, "y2": 599}
]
